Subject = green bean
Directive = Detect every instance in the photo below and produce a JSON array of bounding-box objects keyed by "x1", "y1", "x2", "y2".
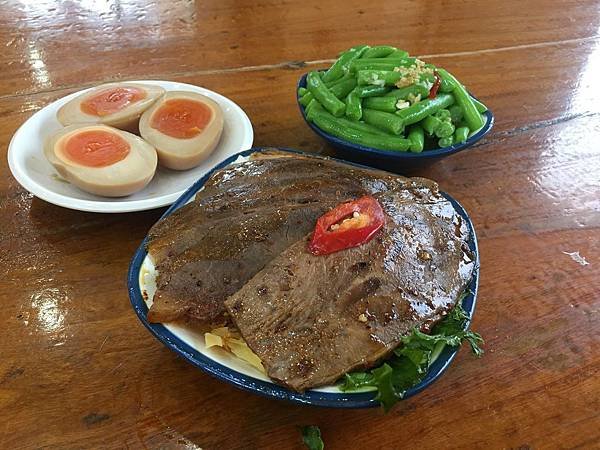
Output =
[
  {"x1": 351, "y1": 61, "x2": 400, "y2": 72},
  {"x1": 301, "y1": 76, "x2": 357, "y2": 106},
  {"x1": 299, "y1": 91, "x2": 312, "y2": 107},
  {"x1": 436, "y1": 69, "x2": 484, "y2": 131},
  {"x1": 440, "y1": 78, "x2": 454, "y2": 93},
  {"x1": 331, "y1": 77, "x2": 358, "y2": 99},
  {"x1": 362, "y1": 45, "x2": 397, "y2": 58},
  {"x1": 438, "y1": 136, "x2": 454, "y2": 148},
  {"x1": 357, "y1": 70, "x2": 402, "y2": 86},
  {"x1": 454, "y1": 126, "x2": 470, "y2": 144},
  {"x1": 331, "y1": 116, "x2": 389, "y2": 136},
  {"x1": 304, "y1": 99, "x2": 319, "y2": 120},
  {"x1": 395, "y1": 93, "x2": 455, "y2": 125},
  {"x1": 384, "y1": 83, "x2": 430, "y2": 100},
  {"x1": 306, "y1": 71, "x2": 346, "y2": 117},
  {"x1": 345, "y1": 90, "x2": 362, "y2": 120},
  {"x1": 448, "y1": 105, "x2": 464, "y2": 124},
  {"x1": 362, "y1": 96, "x2": 398, "y2": 113},
  {"x1": 309, "y1": 102, "x2": 386, "y2": 136},
  {"x1": 471, "y1": 97, "x2": 488, "y2": 113},
  {"x1": 419, "y1": 72, "x2": 436, "y2": 83},
  {"x1": 322, "y1": 45, "x2": 369, "y2": 83},
  {"x1": 298, "y1": 87, "x2": 308, "y2": 97},
  {"x1": 354, "y1": 85, "x2": 390, "y2": 98},
  {"x1": 421, "y1": 113, "x2": 454, "y2": 138},
  {"x1": 324, "y1": 72, "x2": 353, "y2": 88},
  {"x1": 362, "y1": 108, "x2": 404, "y2": 135},
  {"x1": 422, "y1": 115, "x2": 443, "y2": 135},
  {"x1": 351, "y1": 58, "x2": 417, "y2": 73},
  {"x1": 306, "y1": 99, "x2": 325, "y2": 122},
  {"x1": 435, "y1": 120, "x2": 455, "y2": 138},
  {"x1": 435, "y1": 109, "x2": 451, "y2": 122},
  {"x1": 312, "y1": 112, "x2": 410, "y2": 151},
  {"x1": 407, "y1": 124, "x2": 425, "y2": 153},
  {"x1": 310, "y1": 102, "x2": 387, "y2": 136},
  {"x1": 385, "y1": 49, "x2": 409, "y2": 59}
]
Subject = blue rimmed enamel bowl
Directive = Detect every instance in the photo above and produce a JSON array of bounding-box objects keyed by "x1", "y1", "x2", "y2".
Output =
[
  {"x1": 127, "y1": 147, "x2": 479, "y2": 408},
  {"x1": 297, "y1": 73, "x2": 494, "y2": 171}
]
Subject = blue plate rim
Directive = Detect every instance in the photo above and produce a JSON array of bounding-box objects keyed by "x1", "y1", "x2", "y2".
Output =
[
  {"x1": 127, "y1": 146, "x2": 480, "y2": 408},
  {"x1": 297, "y1": 72, "x2": 494, "y2": 159}
]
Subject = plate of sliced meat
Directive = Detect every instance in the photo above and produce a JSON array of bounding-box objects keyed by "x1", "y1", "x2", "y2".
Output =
[{"x1": 127, "y1": 147, "x2": 480, "y2": 408}]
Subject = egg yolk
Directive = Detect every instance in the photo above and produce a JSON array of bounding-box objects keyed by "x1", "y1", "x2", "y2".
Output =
[
  {"x1": 64, "y1": 130, "x2": 130, "y2": 167},
  {"x1": 80, "y1": 87, "x2": 146, "y2": 117},
  {"x1": 150, "y1": 99, "x2": 212, "y2": 139}
]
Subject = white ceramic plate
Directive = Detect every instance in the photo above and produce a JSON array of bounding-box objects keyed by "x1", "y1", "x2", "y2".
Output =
[{"x1": 7, "y1": 80, "x2": 254, "y2": 213}]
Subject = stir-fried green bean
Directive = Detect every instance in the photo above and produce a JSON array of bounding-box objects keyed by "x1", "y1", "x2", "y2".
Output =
[
  {"x1": 384, "y1": 84, "x2": 430, "y2": 100},
  {"x1": 357, "y1": 70, "x2": 402, "y2": 86},
  {"x1": 438, "y1": 136, "x2": 454, "y2": 147},
  {"x1": 351, "y1": 58, "x2": 417, "y2": 73},
  {"x1": 454, "y1": 126, "x2": 470, "y2": 144},
  {"x1": 385, "y1": 49, "x2": 409, "y2": 59},
  {"x1": 436, "y1": 69, "x2": 484, "y2": 131},
  {"x1": 322, "y1": 45, "x2": 369, "y2": 83},
  {"x1": 306, "y1": 71, "x2": 347, "y2": 117},
  {"x1": 395, "y1": 94, "x2": 455, "y2": 125},
  {"x1": 354, "y1": 85, "x2": 390, "y2": 98},
  {"x1": 345, "y1": 90, "x2": 363, "y2": 120},
  {"x1": 311, "y1": 111, "x2": 411, "y2": 151},
  {"x1": 407, "y1": 124, "x2": 425, "y2": 153},
  {"x1": 362, "y1": 108, "x2": 405, "y2": 135},
  {"x1": 299, "y1": 45, "x2": 490, "y2": 152},
  {"x1": 362, "y1": 45, "x2": 397, "y2": 58},
  {"x1": 362, "y1": 96, "x2": 399, "y2": 113}
]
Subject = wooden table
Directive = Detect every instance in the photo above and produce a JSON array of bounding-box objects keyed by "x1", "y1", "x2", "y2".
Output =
[{"x1": 1, "y1": 1, "x2": 598, "y2": 448}]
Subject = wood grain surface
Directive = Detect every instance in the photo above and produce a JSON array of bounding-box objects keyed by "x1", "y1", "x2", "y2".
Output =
[{"x1": 1, "y1": 1, "x2": 599, "y2": 449}]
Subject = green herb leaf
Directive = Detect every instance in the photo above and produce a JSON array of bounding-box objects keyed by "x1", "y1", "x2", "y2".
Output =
[
  {"x1": 301, "y1": 426, "x2": 324, "y2": 450},
  {"x1": 340, "y1": 372, "x2": 375, "y2": 391},
  {"x1": 339, "y1": 297, "x2": 484, "y2": 411},
  {"x1": 371, "y1": 363, "x2": 400, "y2": 412}
]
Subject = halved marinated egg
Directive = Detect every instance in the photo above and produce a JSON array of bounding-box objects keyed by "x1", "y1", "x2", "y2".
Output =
[
  {"x1": 57, "y1": 83, "x2": 165, "y2": 132},
  {"x1": 44, "y1": 124, "x2": 158, "y2": 197},
  {"x1": 139, "y1": 91, "x2": 224, "y2": 170}
]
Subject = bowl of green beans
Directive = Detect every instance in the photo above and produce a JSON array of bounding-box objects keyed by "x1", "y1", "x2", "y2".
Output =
[{"x1": 297, "y1": 45, "x2": 493, "y2": 169}]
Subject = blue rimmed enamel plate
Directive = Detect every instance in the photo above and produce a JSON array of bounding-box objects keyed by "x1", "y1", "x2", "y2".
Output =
[{"x1": 127, "y1": 147, "x2": 479, "y2": 408}]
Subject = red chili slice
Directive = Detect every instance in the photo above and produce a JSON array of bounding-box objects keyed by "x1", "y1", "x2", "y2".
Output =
[
  {"x1": 308, "y1": 195, "x2": 385, "y2": 256},
  {"x1": 428, "y1": 71, "x2": 441, "y2": 99}
]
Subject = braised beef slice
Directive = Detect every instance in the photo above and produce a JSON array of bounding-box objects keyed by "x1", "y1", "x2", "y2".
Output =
[
  {"x1": 146, "y1": 152, "x2": 423, "y2": 326},
  {"x1": 224, "y1": 189, "x2": 474, "y2": 391},
  {"x1": 146, "y1": 152, "x2": 412, "y2": 264}
]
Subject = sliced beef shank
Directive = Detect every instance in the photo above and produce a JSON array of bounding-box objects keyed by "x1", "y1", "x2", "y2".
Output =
[
  {"x1": 146, "y1": 152, "x2": 421, "y2": 326},
  {"x1": 224, "y1": 188, "x2": 475, "y2": 391},
  {"x1": 146, "y1": 151, "x2": 412, "y2": 264}
]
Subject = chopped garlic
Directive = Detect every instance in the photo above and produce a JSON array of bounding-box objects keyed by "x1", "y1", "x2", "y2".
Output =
[
  {"x1": 396, "y1": 100, "x2": 410, "y2": 109},
  {"x1": 407, "y1": 93, "x2": 422, "y2": 105},
  {"x1": 394, "y1": 59, "x2": 434, "y2": 88},
  {"x1": 358, "y1": 313, "x2": 368, "y2": 323}
]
